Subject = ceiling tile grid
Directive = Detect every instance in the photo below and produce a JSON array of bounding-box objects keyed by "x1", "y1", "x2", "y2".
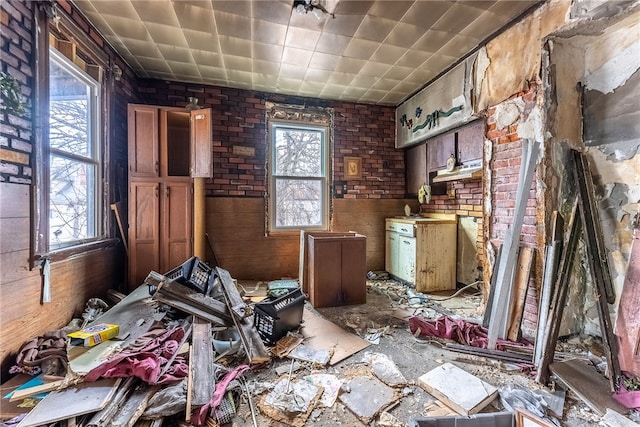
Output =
[{"x1": 71, "y1": 0, "x2": 539, "y2": 106}]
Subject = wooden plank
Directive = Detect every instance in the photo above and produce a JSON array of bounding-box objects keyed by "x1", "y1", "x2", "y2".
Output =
[
  {"x1": 573, "y1": 149, "x2": 621, "y2": 391},
  {"x1": 155, "y1": 279, "x2": 232, "y2": 323},
  {"x1": 216, "y1": 267, "x2": 248, "y2": 319},
  {"x1": 417, "y1": 362, "x2": 498, "y2": 416},
  {"x1": 9, "y1": 378, "x2": 67, "y2": 402},
  {"x1": 445, "y1": 343, "x2": 533, "y2": 364},
  {"x1": 536, "y1": 203, "x2": 581, "y2": 385},
  {"x1": 110, "y1": 383, "x2": 159, "y2": 427},
  {"x1": 508, "y1": 247, "x2": 535, "y2": 341},
  {"x1": 616, "y1": 223, "x2": 640, "y2": 376},
  {"x1": 482, "y1": 246, "x2": 502, "y2": 328},
  {"x1": 154, "y1": 292, "x2": 229, "y2": 326},
  {"x1": 0, "y1": 374, "x2": 41, "y2": 418},
  {"x1": 111, "y1": 202, "x2": 128, "y2": 255},
  {"x1": 534, "y1": 211, "x2": 564, "y2": 367},
  {"x1": 191, "y1": 317, "x2": 214, "y2": 407},
  {"x1": 15, "y1": 379, "x2": 121, "y2": 427},
  {"x1": 86, "y1": 377, "x2": 137, "y2": 427},
  {"x1": 550, "y1": 359, "x2": 628, "y2": 416},
  {"x1": 300, "y1": 307, "x2": 370, "y2": 365},
  {"x1": 488, "y1": 139, "x2": 540, "y2": 349}
]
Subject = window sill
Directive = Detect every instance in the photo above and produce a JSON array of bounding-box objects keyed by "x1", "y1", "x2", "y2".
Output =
[{"x1": 34, "y1": 238, "x2": 121, "y2": 265}]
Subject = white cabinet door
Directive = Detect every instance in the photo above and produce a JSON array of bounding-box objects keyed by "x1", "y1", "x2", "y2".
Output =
[
  {"x1": 385, "y1": 231, "x2": 399, "y2": 276},
  {"x1": 398, "y1": 235, "x2": 416, "y2": 283}
]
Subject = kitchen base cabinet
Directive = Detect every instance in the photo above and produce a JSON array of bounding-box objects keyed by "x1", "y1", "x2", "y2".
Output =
[
  {"x1": 385, "y1": 215, "x2": 457, "y2": 292},
  {"x1": 307, "y1": 233, "x2": 366, "y2": 308}
]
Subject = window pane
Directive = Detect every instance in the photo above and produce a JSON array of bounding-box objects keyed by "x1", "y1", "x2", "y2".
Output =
[
  {"x1": 274, "y1": 178, "x2": 322, "y2": 227},
  {"x1": 50, "y1": 60, "x2": 91, "y2": 157},
  {"x1": 49, "y1": 155, "x2": 96, "y2": 244},
  {"x1": 274, "y1": 127, "x2": 322, "y2": 176}
]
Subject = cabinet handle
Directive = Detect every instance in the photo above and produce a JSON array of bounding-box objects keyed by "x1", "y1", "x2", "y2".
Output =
[
  {"x1": 155, "y1": 161, "x2": 159, "y2": 173},
  {"x1": 400, "y1": 227, "x2": 408, "y2": 232},
  {"x1": 155, "y1": 185, "x2": 159, "y2": 197}
]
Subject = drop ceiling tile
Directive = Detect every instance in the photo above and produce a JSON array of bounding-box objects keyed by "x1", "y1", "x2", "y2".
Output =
[
  {"x1": 383, "y1": 65, "x2": 415, "y2": 81},
  {"x1": 253, "y1": 73, "x2": 278, "y2": 86},
  {"x1": 362, "y1": 88, "x2": 389, "y2": 102},
  {"x1": 288, "y1": 12, "x2": 328, "y2": 32},
  {"x1": 211, "y1": 0, "x2": 251, "y2": 16},
  {"x1": 350, "y1": 74, "x2": 379, "y2": 88},
  {"x1": 223, "y1": 55, "x2": 253, "y2": 72},
  {"x1": 412, "y1": 30, "x2": 453, "y2": 53},
  {"x1": 380, "y1": 91, "x2": 407, "y2": 105},
  {"x1": 86, "y1": 0, "x2": 138, "y2": 18},
  {"x1": 321, "y1": 84, "x2": 348, "y2": 97},
  {"x1": 134, "y1": 56, "x2": 173, "y2": 73},
  {"x1": 182, "y1": 30, "x2": 221, "y2": 52},
  {"x1": 490, "y1": 1, "x2": 537, "y2": 18},
  {"x1": 371, "y1": 44, "x2": 406, "y2": 65},
  {"x1": 359, "y1": 61, "x2": 391, "y2": 77},
  {"x1": 401, "y1": 1, "x2": 453, "y2": 28},
  {"x1": 343, "y1": 38, "x2": 380, "y2": 60},
  {"x1": 368, "y1": 1, "x2": 413, "y2": 20},
  {"x1": 282, "y1": 46, "x2": 313, "y2": 67},
  {"x1": 145, "y1": 23, "x2": 189, "y2": 47},
  {"x1": 285, "y1": 27, "x2": 321, "y2": 50},
  {"x1": 438, "y1": 34, "x2": 479, "y2": 59},
  {"x1": 227, "y1": 69, "x2": 255, "y2": 84},
  {"x1": 385, "y1": 22, "x2": 427, "y2": 48},
  {"x1": 132, "y1": 0, "x2": 181, "y2": 27},
  {"x1": 304, "y1": 68, "x2": 333, "y2": 82},
  {"x1": 372, "y1": 78, "x2": 401, "y2": 91},
  {"x1": 104, "y1": 17, "x2": 151, "y2": 42},
  {"x1": 432, "y1": 3, "x2": 485, "y2": 34},
  {"x1": 158, "y1": 45, "x2": 194, "y2": 63},
  {"x1": 197, "y1": 65, "x2": 227, "y2": 80},
  {"x1": 459, "y1": 1, "x2": 498, "y2": 10},
  {"x1": 460, "y1": 11, "x2": 505, "y2": 40},
  {"x1": 396, "y1": 50, "x2": 432, "y2": 68},
  {"x1": 167, "y1": 61, "x2": 199, "y2": 76},
  {"x1": 120, "y1": 38, "x2": 163, "y2": 58},
  {"x1": 173, "y1": 2, "x2": 216, "y2": 33},
  {"x1": 327, "y1": 72, "x2": 355, "y2": 86},
  {"x1": 308, "y1": 52, "x2": 340, "y2": 71},
  {"x1": 334, "y1": 1, "x2": 373, "y2": 15},
  {"x1": 253, "y1": 59, "x2": 280, "y2": 75},
  {"x1": 406, "y1": 68, "x2": 437, "y2": 84},
  {"x1": 422, "y1": 54, "x2": 457, "y2": 74},
  {"x1": 253, "y1": 19, "x2": 288, "y2": 46},
  {"x1": 334, "y1": 57, "x2": 367, "y2": 74},
  {"x1": 82, "y1": 11, "x2": 116, "y2": 38},
  {"x1": 253, "y1": 42, "x2": 284, "y2": 62},
  {"x1": 322, "y1": 13, "x2": 366, "y2": 37},
  {"x1": 353, "y1": 15, "x2": 398, "y2": 42},
  {"x1": 391, "y1": 80, "x2": 424, "y2": 96},
  {"x1": 191, "y1": 50, "x2": 224, "y2": 68},
  {"x1": 219, "y1": 36, "x2": 253, "y2": 57},
  {"x1": 279, "y1": 63, "x2": 308, "y2": 79},
  {"x1": 341, "y1": 86, "x2": 368, "y2": 100},
  {"x1": 299, "y1": 80, "x2": 327, "y2": 93},
  {"x1": 315, "y1": 33, "x2": 351, "y2": 55},
  {"x1": 215, "y1": 12, "x2": 252, "y2": 40},
  {"x1": 277, "y1": 76, "x2": 303, "y2": 92},
  {"x1": 252, "y1": 1, "x2": 293, "y2": 26}
]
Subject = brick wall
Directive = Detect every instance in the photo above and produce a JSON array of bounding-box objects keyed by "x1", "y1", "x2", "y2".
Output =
[
  {"x1": 486, "y1": 84, "x2": 541, "y2": 338},
  {"x1": 134, "y1": 80, "x2": 404, "y2": 199},
  {"x1": 0, "y1": 0, "x2": 34, "y2": 184}
]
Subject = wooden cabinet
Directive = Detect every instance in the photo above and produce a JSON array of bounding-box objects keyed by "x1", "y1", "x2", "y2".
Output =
[
  {"x1": 385, "y1": 215, "x2": 457, "y2": 292},
  {"x1": 457, "y1": 120, "x2": 484, "y2": 165},
  {"x1": 307, "y1": 233, "x2": 366, "y2": 308},
  {"x1": 406, "y1": 143, "x2": 427, "y2": 196},
  {"x1": 127, "y1": 104, "x2": 211, "y2": 288},
  {"x1": 427, "y1": 133, "x2": 455, "y2": 171}
]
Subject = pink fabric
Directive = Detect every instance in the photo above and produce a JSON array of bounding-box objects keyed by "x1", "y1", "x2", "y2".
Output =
[
  {"x1": 408, "y1": 315, "x2": 532, "y2": 351},
  {"x1": 85, "y1": 326, "x2": 188, "y2": 384},
  {"x1": 192, "y1": 365, "x2": 250, "y2": 426}
]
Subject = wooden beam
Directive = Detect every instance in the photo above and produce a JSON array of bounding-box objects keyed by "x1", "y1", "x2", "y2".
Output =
[
  {"x1": 507, "y1": 247, "x2": 535, "y2": 341},
  {"x1": 190, "y1": 316, "x2": 215, "y2": 408}
]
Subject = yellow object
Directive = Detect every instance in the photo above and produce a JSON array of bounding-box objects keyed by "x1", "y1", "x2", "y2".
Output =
[{"x1": 68, "y1": 323, "x2": 119, "y2": 347}]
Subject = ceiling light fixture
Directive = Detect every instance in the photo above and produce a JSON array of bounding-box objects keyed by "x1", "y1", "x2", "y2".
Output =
[{"x1": 293, "y1": 0, "x2": 335, "y2": 19}]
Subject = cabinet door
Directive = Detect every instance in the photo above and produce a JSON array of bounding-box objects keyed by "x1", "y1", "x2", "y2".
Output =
[
  {"x1": 129, "y1": 181, "x2": 160, "y2": 286},
  {"x1": 406, "y1": 143, "x2": 427, "y2": 195},
  {"x1": 128, "y1": 105, "x2": 159, "y2": 178},
  {"x1": 161, "y1": 182, "x2": 193, "y2": 272},
  {"x1": 341, "y1": 237, "x2": 367, "y2": 305},
  {"x1": 398, "y1": 235, "x2": 416, "y2": 283},
  {"x1": 190, "y1": 108, "x2": 213, "y2": 178},
  {"x1": 457, "y1": 120, "x2": 484, "y2": 165},
  {"x1": 427, "y1": 133, "x2": 455, "y2": 171}
]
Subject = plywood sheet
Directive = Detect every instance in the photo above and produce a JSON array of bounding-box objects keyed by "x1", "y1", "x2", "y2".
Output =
[
  {"x1": 16, "y1": 378, "x2": 120, "y2": 427},
  {"x1": 417, "y1": 363, "x2": 498, "y2": 416},
  {"x1": 550, "y1": 359, "x2": 628, "y2": 416},
  {"x1": 0, "y1": 375, "x2": 40, "y2": 418},
  {"x1": 300, "y1": 307, "x2": 370, "y2": 365}
]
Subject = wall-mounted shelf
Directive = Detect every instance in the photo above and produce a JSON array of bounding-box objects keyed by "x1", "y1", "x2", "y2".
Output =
[{"x1": 432, "y1": 167, "x2": 483, "y2": 183}]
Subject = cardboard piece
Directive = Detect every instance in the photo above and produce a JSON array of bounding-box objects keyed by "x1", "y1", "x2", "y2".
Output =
[
  {"x1": 417, "y1": 363, "x2": 498, "y2": 415},
  {"x1": 300, "y1": 307, "x2": 370, "y2": 365},
  {"x1": 1, "y1": 375, "x2": 43, "y2": 418}
]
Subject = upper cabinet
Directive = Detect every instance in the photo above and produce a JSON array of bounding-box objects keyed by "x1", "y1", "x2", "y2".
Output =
[
  {"x1": 457, "y1": 120, "x2": 484, "y2": 166},
  {"x1": 128, "y1": 104, "x2": 213, "y2": 179},
  {"x1": 405, "y1": 143, "x2": 427, "y2": 195}
]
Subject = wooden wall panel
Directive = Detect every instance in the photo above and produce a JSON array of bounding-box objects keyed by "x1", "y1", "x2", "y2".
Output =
[
  {"x1": 0, "y1": 183, "x2": 119, "y2": 376},
  {"x1": 206, "y1": 197, "x2": 417, "y2": 280}
]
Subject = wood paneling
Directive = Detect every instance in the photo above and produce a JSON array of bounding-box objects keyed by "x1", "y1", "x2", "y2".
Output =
[
  {"x1": 206, "y1": 197, "x2": 417, "y2": 280},
  {"x1": 0, "y1": 182, "x2": 120, "y2": 377}
]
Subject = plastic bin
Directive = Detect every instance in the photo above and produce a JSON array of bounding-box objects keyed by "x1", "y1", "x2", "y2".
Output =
[
  {"x1": 409, "y1": 412, "x2": 514, "y2": 427},
  {"x1": 253, "y1": 288, "x2": 305, "y2": 344},
  {"x1": 164, "y1": 256, "x2": 215, "y2": 295}
]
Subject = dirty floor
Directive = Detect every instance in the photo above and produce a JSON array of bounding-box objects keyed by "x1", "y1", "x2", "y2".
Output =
[{"x1": 196, "y1": 280, "x2": 614, "y2": 427}]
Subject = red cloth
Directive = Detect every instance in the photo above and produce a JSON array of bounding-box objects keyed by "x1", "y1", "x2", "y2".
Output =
[
  {"x1": 192, "y1": 365, "x2": 250, "y2": 426},
  {"x1": 408, "y1": 315, "x2": 531, "y2": 350},
  {"x1": 85, "y1": 326, "x2": 188, "y2": 384}
]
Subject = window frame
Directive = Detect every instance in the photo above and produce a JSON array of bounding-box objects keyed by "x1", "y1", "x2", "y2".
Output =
[
  {"x1": 267, "y1": 121, "x2": 330, "y2": 234},
  {"x1": 46, "y1": 48, "x2": 103, "y2": 251}
]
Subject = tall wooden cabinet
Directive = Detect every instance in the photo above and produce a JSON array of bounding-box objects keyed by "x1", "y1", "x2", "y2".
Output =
[{"x1": 127, "y1": 104, "x2": 212, "y2": 288}]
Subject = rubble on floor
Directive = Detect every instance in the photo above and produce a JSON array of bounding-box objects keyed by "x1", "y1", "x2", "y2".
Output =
[{"x1": 1, "y1": 268, "x2": 638, "y2": 427}]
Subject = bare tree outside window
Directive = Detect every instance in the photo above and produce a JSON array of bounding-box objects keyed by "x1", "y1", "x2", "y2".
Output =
[
  {"x1": 271, "y1": 125, "x2": 327, "y2": 229},
  {"x1": 48, "y1": 50, "x2": 100, "y2": 248}
]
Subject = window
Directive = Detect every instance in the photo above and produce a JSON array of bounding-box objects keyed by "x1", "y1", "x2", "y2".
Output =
[
  {"x1": 46, "y1": 48, "x2": 101, "y2": 250},
  {"x1": 268, "y1": 123, "x2": 329, "y2": 231}
]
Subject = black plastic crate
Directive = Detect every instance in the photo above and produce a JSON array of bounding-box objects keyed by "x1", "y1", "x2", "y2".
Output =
[
  {"x1": 164, "y1": 256, "x2": 215, "y2": 295},
  {"x1": 254, "y1": 287, "x2": 305, "y2": 345}
]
